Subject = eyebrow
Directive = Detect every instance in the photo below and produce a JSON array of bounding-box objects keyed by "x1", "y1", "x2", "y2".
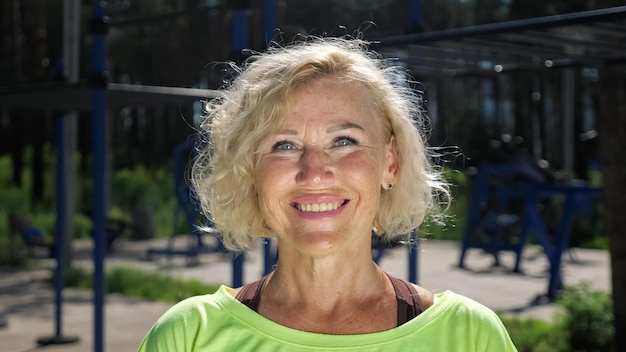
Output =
[{"x1": 276, "y1": 122, "x2": 365, "y2": 135}]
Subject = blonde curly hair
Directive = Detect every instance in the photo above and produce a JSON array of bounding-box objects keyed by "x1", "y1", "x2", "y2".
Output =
[{"x1": 191, "y1": 37, "x2": 448, "y2": 251}]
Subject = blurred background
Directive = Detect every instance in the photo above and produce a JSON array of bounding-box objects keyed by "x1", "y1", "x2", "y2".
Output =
[
  {"x1": 1, "y1": 0, "x2": 620, "y2": 247},
  {"x1": 1, "y1": 1, "x2": 626, "y2": 351}
]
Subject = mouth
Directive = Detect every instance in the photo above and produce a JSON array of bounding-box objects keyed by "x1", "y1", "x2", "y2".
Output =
[{"x1": 293, "y1": 200, "x2": 348, "y2": 213}]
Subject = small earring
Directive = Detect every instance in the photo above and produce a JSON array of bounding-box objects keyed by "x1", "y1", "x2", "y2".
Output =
[{"x1": 387, "y1": 183, "x2": 393, "y2": 190}]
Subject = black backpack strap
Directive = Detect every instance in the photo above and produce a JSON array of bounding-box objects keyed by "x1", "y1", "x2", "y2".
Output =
[
  {"x1": 386, "y1": 273, "x2": 434, "y2": 325},
  {"x1": 235, "y1": 275, "x2": 270, "y2": 312}
]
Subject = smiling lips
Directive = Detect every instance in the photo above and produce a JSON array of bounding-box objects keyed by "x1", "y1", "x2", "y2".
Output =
[{"x1": 295, "y1": 201, "x2": 345, "y2": 213}]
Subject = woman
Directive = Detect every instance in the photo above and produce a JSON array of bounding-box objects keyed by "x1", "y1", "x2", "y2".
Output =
[{"x1": 138, "y1": 37, "x2": 517, "y2": 351}]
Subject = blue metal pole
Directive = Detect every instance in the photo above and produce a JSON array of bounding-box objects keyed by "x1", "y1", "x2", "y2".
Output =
[
  {"x1": 263, "y1": 239, "x2": 274, "y2": 275},
  {"x1": 408, "y1": 0, "x2": 422, "y2": 29},
  {"x1": 232, "y1": 253, "x2": 245, "y2": 287},
  {"x1": 231, "y1": 11, "x2": 248, "y2": 52},
  {"x1": 547, "y1": 191, "x2": 576, "y2": 298},
  {"x1": 35, "y1": 116, "x2": 79, "y2": 346},
  {"x1": 263, "y1": 0, "x2": 275, "y2": 43},
  {"x1": 408, "y1": 0, "x2": 421, "y2": 284},
  {"x1": 53, "y1": 116, "x2": 65, "y2": 338},
  {"x1": 35, "y1": 64, "x2": 79, "y2": 350},
  {"x1": 230, "y1": 9, "x2": 248, "y2": 286},
  {"x1": 408, "y1": 230, "x2": 419, "y2": 284},
  {"x1": 92, "y1": 2, "x2": 108, "y2": 352}
]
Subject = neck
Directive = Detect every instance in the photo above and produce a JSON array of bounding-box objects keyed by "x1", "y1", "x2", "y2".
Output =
[
  {"x1": 257, "y1": 250, "x2": 397, "y2": 334},
  {"x1": 263, "y1": 243, "x2": 389, "y2": 310}
]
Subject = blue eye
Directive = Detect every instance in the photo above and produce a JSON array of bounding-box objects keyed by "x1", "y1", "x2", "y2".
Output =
[
  {"x1": 272, "y1": 141, "x2": 297, "y2": 152},
  {"x1": 334, "y1": 136, "x2": 358, "y2": 147}
]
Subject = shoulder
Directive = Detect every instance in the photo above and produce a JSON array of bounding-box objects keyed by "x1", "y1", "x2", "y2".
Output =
[
  {"x1": 432, "y1": 290, "x2": 503, "y2": 323},
  {"x1": 428, "y1": 291, "x2": 517, "y2": 350},
  {"x1": 164, "y1": 288, "x2": 236, "y2": 323},
  {"x1": 410, "y1": 283, "x2": 435, "y2": 310},
  {"x1": 146, "y1": 293, "x2": 219, "y2": 330},
  {"x1": 385, "y1": 274, "x2": 435, "y2": 311},
  {"x1": 405, "y1": 283, "x2": 506, "y2": 323},
  {"x1": 437, "y1": 291, "x2": 500, "y2": 314},
  {"x1": 138, "y1": 288, "x2": 231, "y2": 351}
]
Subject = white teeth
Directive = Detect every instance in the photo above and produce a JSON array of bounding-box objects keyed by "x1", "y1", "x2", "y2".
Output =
[{"x1": 297, "y1": 202, "x2": 340, "y2": 212}]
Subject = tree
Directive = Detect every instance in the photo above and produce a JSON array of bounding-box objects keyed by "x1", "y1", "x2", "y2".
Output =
[{"x1": 597, "y1": 63, "x2": 626, "y2": 352}]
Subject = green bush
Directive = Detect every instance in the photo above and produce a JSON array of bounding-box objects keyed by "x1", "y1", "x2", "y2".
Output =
[
  {"x1": 0, "y1": 151, "x2": 183, "y2": 242},
  {"x1": 111, "y1": 166, "x2": 165, "y2": 211},
  {"x1": 420, "y1": 168, "x2": 470, "y2": 241},
  {"x1": 0, "y1": 238, "x2": 31, "y2": 268},
  {"x1": 64, "y1": 266, "x2": 221, "y2": 303},
  {"x1": 63, "y1": 266, "x2": 92, "y2": 287},
  {"x1": 73, "y1": 212, "x2": 94, "y2": 239},
  {"x1": 500, "y1": 282, "x2": 614, "y2": 352},
  {"x1": 570, "y1": 200, "x2": 606, "y2": 249},
  {"x1": 501, "y1": 315, "x2": 567, "y2": 352},
  {"x1": 555, "y1": 282, "x2": 615, "y2": 351},
  {"x1": 109, "y1": 165, "x2": 183, "y2": 238},
  {"x1": 0, "y1": 151, "x2": 84, "y2": 241},
  {"x1": 0, "y1": 156, "x2": 29, "y2": 242}
]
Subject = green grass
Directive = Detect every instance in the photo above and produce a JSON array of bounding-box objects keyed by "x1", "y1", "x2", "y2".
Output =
[{"x1": 64, "y1": 266, "x2": 221, "y2": 303}]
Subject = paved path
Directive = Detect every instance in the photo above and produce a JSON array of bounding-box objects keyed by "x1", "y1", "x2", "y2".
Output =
[{"x1": 0, "y1": 237, "x2": 611, "y2": 352}]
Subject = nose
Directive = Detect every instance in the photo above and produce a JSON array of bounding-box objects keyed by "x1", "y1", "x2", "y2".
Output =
[{"x1": 296, "y1": 147, "x2": 333, "y2": 186}]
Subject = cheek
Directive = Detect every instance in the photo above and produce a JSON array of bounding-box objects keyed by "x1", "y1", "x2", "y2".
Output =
[
  {"x1": 257, "y1": 157, "x2": 293, "y2": 181},
  {"x1": 338, "y1": 150, "x2": 385, "y2": 184},
  {"x1": 255, "y1": 159, "x2": 293, "y2": 206}
]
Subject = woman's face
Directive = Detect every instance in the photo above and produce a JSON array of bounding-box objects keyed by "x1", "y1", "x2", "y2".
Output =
[{"x1": 255, "y1": 77, "x2": 398, "y2": 258}]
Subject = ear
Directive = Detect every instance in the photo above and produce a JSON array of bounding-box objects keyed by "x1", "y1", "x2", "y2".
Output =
[{"x1": 382, "y1": 135, "x2": 399, "y2": 188}]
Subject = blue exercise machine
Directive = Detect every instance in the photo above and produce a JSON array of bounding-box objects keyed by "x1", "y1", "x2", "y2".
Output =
[
  {"x1": 146, "y1": 137, "x2": 226, "y2": 266},
  {"x1": 458, "y1": 160, "x2": 547, "y2": 272},
  {"x1": 459, "y1": 137, "x2": 602, "y2": 298}
]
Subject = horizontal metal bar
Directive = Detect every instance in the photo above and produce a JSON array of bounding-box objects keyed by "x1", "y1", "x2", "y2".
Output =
[
  {"x1": 0, "y1": 83, "x2": 220, "y2": 111},
  {"x1": 371, "y1": 6, "x2": 626, "y2": 47}
]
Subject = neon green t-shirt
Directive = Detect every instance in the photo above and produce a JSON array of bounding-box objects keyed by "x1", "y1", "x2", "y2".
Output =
[{"x1": 138, "y1": 286, "x2": 517, "y2": 351}]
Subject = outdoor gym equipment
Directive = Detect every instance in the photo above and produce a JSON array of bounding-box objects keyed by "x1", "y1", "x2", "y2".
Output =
[
  {"x1": 146, "y1": 137, "x2": 226, "y2": 265},
  {"x1": 459, "y1": 136, "x2": 601, "y2": 298}
]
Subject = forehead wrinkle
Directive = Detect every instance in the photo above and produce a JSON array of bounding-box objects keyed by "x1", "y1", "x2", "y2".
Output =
[
  {"x1": 276, "y1": 129, "x2": 299, "y2": 135},
  {"x1": 276, "y1": 122, "x2": 364, "y2": 136},
  {"x1": 326, "y1": 122, "x2": 364, "y2": 133}
]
